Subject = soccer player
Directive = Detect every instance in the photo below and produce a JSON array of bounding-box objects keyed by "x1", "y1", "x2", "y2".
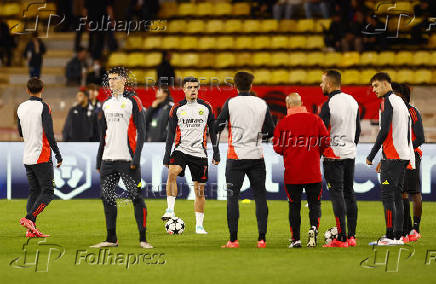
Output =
[
  {"x1": 162, "y1": 77, "x2": 220, "y2": 234},
  {"x1": 391, "y1": 83, "x2": 424, "y2": 242},
  {"x1": 215, "y1": 72, "x2": 275, "y2": 248},
  {"x1": 318, "y1": 70, "x2": 360, "y2": 248},
  {"x1": 92, "y1": 67, "x2": 152, "y2": 249},
  {"x1": 17, "y1": 77, "x2": 63, "y2": 237},
  {"x1": 366, "y1": 72, "x2": 415, "y2": 246},
  {"x1": 273, "y1": 93, "x2": 329, "y2": 248}
]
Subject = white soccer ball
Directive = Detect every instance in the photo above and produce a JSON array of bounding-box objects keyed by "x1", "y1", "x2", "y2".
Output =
[
  {"x1": 165, "y1": 217, "x2": 185, "y2": 235},
  {"x1": 324, "y1": 226, "x2": 338, "y2": 244}
]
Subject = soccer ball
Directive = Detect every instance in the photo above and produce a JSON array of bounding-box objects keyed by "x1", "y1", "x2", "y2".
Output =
[
  {"x1": 324, "y1": 227, "x2": 338, "y2": 244},
  {"x1": 165, "y1": 217, "x2": 185, "y2": 235}
]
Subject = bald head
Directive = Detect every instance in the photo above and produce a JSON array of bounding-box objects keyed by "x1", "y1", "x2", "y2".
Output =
[{"x1": 286, "y1": 93, "x2": 302, "y2": 108}]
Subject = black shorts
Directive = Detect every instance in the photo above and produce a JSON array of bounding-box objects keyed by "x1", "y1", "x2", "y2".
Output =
[
  {"x1": 403, "y1": 152, "x2": 421, "y2": 194},
  {"x1": 170, "y1": 150, "x2": 208, "y2": 183}
]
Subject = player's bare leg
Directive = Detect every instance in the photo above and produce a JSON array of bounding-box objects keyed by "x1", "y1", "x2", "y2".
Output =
[
  {"x1": 162, "y1": 165, "x2": 183, "y2": 221},
  {"x1": 194, "y1": 182, "x2": 207, "y2": 234}
]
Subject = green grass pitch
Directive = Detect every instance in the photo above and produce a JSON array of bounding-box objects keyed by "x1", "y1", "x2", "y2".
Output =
[{"x1": 2, "y1": 199, "x2": 436, "y2": 283}]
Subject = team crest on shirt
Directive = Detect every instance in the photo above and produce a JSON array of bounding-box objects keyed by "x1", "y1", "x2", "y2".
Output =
[
  {"x1": 181, "y1": 111, "x2": 187, "y2": 116},
  {"x1": 199, "y1": 109, "x2": 204, "y2": 115},
  {"x1": 121, "y1": 102, "x2": 126, "y2": 108}
]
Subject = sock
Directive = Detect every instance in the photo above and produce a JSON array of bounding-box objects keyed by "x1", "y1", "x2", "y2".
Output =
[
  {"x1": 106, "y1": 229, "x2": 117, "y2": 243},
  {"x1": 413, "y1": 216, "x2": 421, "y2": 233},
  {"x1": 195, "y1": 212, "x2": 204, "y2": 227},
  {"x1": 386, "y1": 228, "x2": 394, "y2": 240},
  {"x1": 167, "y1": 196, "x2": 176, "y2": 211},
  {"x1": 139, "y1": 229, "x2": 146, "y2": 242},
  {"x1": 230, "y1": 232, "x2": 238, "y2": 242},
  {"x1": 403, "y1": 198, "x2": 412, "y2": 235},
  {"x1": 258, "y1": 233, "x2": 266, "y2": 242}
]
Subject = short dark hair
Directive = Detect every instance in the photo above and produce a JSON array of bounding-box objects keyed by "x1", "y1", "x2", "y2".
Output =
[
  {"x1": 234, "y1": 71, "x2": 254, "y2": 91},
  {"x1": 78, "y1": 90, "x2": 89, "y2": 98},
  {"x1": 108, "y1": 67, "x2": 129, "y2": 79},
  {"x1": 159, "y1": 87, "x2": 170, "y2": 96},
  {"x1": 324, "y1": 70, "x2": 341, "y2": 86},
  {"x1": 183, "y1": 77, "x2": 199, "y2": 86},
  {"x1": 401, "y1": 84, "x2": 411, "y2": 103},
  {"x1": 370, "y1": 72, "x2": 392, "y2": 84},
  {"x1": 391, "y1": 82, "x2": 402, "y2": 94},
  {"x1": 26, "y1": 77, "x2": 43, "y2": 94},
  {"x1": 87, "y1": 83, "x2": 99, "y2": 91},
  {"x1": 77, "y1": 46, "x2": 86, "y2": 53}
]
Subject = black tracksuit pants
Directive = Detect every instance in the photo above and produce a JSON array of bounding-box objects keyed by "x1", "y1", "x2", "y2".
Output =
[
  {"x1": 100, "y1": 160, "x2": 147, "y2": 242},
  {"x1": 226, "y1": 159, "x2": 268, "y2": 242},
  {"x1": 25, "y1": 162, "x2": 54, "y2": 222}
]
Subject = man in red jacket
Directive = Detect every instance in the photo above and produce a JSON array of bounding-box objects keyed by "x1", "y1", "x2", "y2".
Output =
[{"x1": 273, "y1": 93, "x2": 330, "y2": 248}]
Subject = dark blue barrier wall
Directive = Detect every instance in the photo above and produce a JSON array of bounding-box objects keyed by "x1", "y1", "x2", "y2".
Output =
[{"x1": 1, "y1": 143, "x2": 435, "y2": 200}]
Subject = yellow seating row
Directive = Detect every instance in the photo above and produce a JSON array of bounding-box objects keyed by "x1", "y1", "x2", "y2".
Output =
[
  {"x1": 129, "y1": 68, "x2": 436, "y2": 85},
  {"x1": 159, "y1": 2, "x2": 251, "y2": 18},
  {"x1": 109, "y1": 51, "x2": 436, "y2": 68},
  {"x1": 126, "y1": 35, "x2": 324, "y2": 50},
  {"x1": 368, "y1": 1, "x2": 419, "y2": 15},
  {"x1": 0, "y1": 2, "x2": 57, "y2": 18},
  {"x1": 158, "y1": 19, "x2": 331, "y2": 33}
]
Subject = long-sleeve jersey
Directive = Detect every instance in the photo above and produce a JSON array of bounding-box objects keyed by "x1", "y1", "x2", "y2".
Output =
[
  {"x1": 17, "y1": 96, "x2": 62, "y2": 165},
  {"x1": 407, "y1": 104, "x2": 425, "y2": 157},
  {"x1": 318, "y1": 90, "x2": 361, "y2": 159},
  {"x1": 367, "y1": 91, "x2": 414, "y2": 163},
  {"x1": 96, "y1": 91, "x2": 145, "y2": 169},
  {"x1": 215, "y1": 92, "x2": 275, "y2": 160},
  {"x1": 163, "y1": 99, "x2": 219, "y2": 164}
]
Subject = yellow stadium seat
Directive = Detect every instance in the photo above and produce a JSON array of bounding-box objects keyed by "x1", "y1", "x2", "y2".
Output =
[
  {"x1": 254, "y1": 70, "x2": 272, "y2": 84},
  {"x1": 413, "y1": 51, "x2": 431, "y2": 66},
  {"x1": 198, "y1": 70, "x2": 215, "y2": 84},
  {"x1": 375, "y1": 1, "x2": 413, "y2": 14},
  {"x1": 7, "y1": 20, "x2": 24, "y2": 34},
  {"x1": 272, "y1": 70, "x2": 290, "y2": 84},
  {"x1": 162, "y1": 37, "x2": 180, "y2": 49},
  {"x1": 216, "y1": 37, "x2": 234, "y2": 49},
  {"x1": 296, "y1": 19, "x2": 314, "y2": 32},
  {"x1": 167, "y1": 20, "x2": 187, "y2": 33},
  {"x1": 197, "y1": 3, "x2": 213, "y2": 16},
  {"x1": 198, "y1": 54, "x2": 215, "y2": 68},
  {"x1": 198, "y1": 37, "x2": 216, "y2": 50},
  {"x1": 315, "y1": 19, "x2": 331, "y2": 32},
  {"x1": 179, "y1": 53, "x2": 199, "y2": 67},
  {"x1": 253, "y1": 36, "x2": 271, "y2": 49},
  {"x1": 428, "y1": 34, "x2": 436, "y2": 48},
  {"x1": 243, "y1": 20, "x2": 261, "y2": 33},
  {"x1": 289, "y1": 52, "x2": 307, "y2": 66},
  {"x1": 271, "y1": 53, "x2": 290, "y2": 67},
  {"x1": 431, "y1": 70, "x2": 436, "y2": 84},
  {"x1": 306, "y1": 69, "x2": 323, "y2": 84},
  {"x1": 180, "y1": 37, "x2": 199, "y2": 50},
  {"x1": 396, "y1": 51, "x2": 413, "y2": 66},
  {"x1": 236, "y1": 37, "x2": 253, "y2": 49},
  {"x1": 430, "y1": 52, "x2": 436, "y2": 66},
  {"x1": 307, "y1": 52, "x2": 324, "y2": 66},
  {"x1": 322, "y1": 52, "x2": 342, "y2": 67},
  {"x1": 215, "y1": 3, "x2": 232, "y2": 15},
  {"x1": 158, "y1": 2, "x2": 178, "y2": 18},
  {"x1": 253, "y1": 53, "x2": 272, "y2": 66},
  {"x1": 186, "y1": 20, "x2": 205, "y2": 33},
  {"x1": 306, "y1": 36, "x2": 324, "y2": 49},
  {"x1": 143, "y1": 37, "x2": 161, "y2": 49},
  {"x1": 180, "y1": 70, "x2": 200, "y2": 80},
  {"x1": 376, "y1": 52, "x2": 395, "y2": 66},
  {"x1": 279, "y1": 20, "x2": 297, "y2": 32},
  {"x1": 340, "y1": 52, "x2": 360, "y2": 67},
  {"x1": 289, "y1": 70, "x2": 307, "y2": 84},
  {"x1": 414, "y1": 69, "x2": 432, "y2": 84},
  {"x1": 261, "y1": 20, "x2": 279, "y2": 32},
  {"x1": 144, "y1": 53, "x2": 161, "y2": 67},
  {"x1": 235, "y1": 53, "x2": 252, "y2": 67},
  {"x1": 360, "y1": 69, "x2": 378, "y2": 84},
  {"x1": 383, "y1": 69, "x2": 398, "y2": 82},
  {"x1": 1, "y1": 3, "x2": 21, "y2": 16},
  {"x1": 289, "y1": 36, "x2": 307, "y2": 49},
  {"x1": 206, "y1": 20, "x2": 224, "y2": 33},
  {"x1": 233, "y1": 3, "x2": 251, "y2": 16},
  {"x1": 225, "y1": 20, "x2": 243, "y2": 33},
  {"x1": 178, "y1": 3, "x2": 195, "y2": 16},
  {"x1": 360, "y1": 52, "x2": 378, "y2": 66},
  {"x1": 342, "y1": 70, "x2": 361, "y2": 85},
  {"x1": 130, "y1": 70, "x2": 145, "y2": 84},
  {"x1": 271, "y1": 36, "x2": 289, "y2": 49},
  {"x1": 144, "y1": 69, "x2": 157, "y2": 85},
  {"x1": 108, "y1": 53, "x2": 128, "y2": 67},
  {"x1": 215, "y1": 53, "x2": 236, "y2": 68},
  {"x1": 127, "y1": 53, "x2": 146, "y2": 67},
  {"x1": 126, "y1": 37, "x2": 143, "y2": 49},
  {"x1": 397, "y1": 69, "x2": 415, "y2": 84},
  {"x1": 216, "y1": 70, "x2": 235, "y2": 83}
]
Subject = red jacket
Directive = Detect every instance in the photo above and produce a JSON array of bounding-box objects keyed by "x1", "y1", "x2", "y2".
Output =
[{"x1": 273, "y1": 110, "x2": 330, "y2": 184}]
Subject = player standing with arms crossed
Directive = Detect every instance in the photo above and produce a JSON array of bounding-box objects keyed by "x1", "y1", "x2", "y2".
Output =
[
  {"x1": 17, "y1": 78, "x2": 63, "y2": 237},
  {"x1": 162, "y1": 77, "x2": 220, "y2": 234},
  {"x1": 215, "y1": 72, "x2": 275, "y2": 248},
  {"x1": 318, "y1": 70, "x2": 360, "y2": 248},
  {"x1": 92, "y1": 68, "x2": 152, "y2": 249}
]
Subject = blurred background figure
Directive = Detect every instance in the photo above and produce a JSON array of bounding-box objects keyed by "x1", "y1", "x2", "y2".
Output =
[
  {"x1": 86, "y1": 59, "x2": 106, "y2": 85},
  {"x1": 144, "y1": 88, "x2": 173, "y2": 142},
  {"x1": 157, "y1": 51, "x2": 176, "y2": 87},
  {"x1": 23, "y1": 32, "x2": 46, "y2": 78},
  {"x1": 66, "y1": 47, "x2": 89, "y2": 86},
  {"x1": 273, "y1": 0, "x2": 303, "y2": 20},
  {"x1": 0, "y1": 19, "x2": 15, "y2": 67},
  {"x1": 304, "y1": 0, "x2": 329, "y2": 19},
  {"x1": 62, "y1": 90, "x2": 96, "y2": 142},
  {"x1": 128, "y1": 0, "x2": 160, "y2": 21},
  {"x1": 87, "y1": 84, "x2": 102, "y2": 142}
]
